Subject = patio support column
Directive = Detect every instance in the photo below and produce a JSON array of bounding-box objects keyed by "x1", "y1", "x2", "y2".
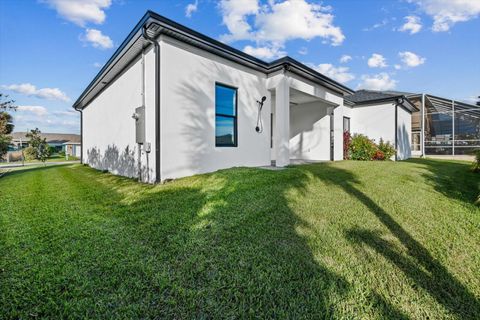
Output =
[
  {"x1": 421, "y1": 94, "x2": 425, "y2": 157},
  {"x1": 275, "y1": 76, "x2": 290, "y2": 167}
]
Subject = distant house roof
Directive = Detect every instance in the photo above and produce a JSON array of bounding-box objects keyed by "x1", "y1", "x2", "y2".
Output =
[
  {"x1": 345, "y1": 90, "x2": 418, "y2": 112},
  {"x1": 10, "y1": 132, "x2": 81, "y2": 144},
  {"x1": 345, "y1": 90, "x2": 403, "y2": 104}
]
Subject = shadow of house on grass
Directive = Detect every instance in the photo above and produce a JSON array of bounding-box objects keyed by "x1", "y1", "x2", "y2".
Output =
[{"x1": 300, "y1": 163, "x2": 480, "y2": 319}]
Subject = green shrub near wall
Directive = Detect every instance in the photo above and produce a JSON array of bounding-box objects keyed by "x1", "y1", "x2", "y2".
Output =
[
  {"x1": 347, "y1": 134, "x2": 397, "y2": 161},
  {"x1": 349, "y1": 134, "x2": 377, "y2": 160}
]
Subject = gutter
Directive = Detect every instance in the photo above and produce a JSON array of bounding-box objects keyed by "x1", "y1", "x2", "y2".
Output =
[
  {"x1": 75, "y1": 108, "x2": 83, "y2": 164},
  {"x1": 142, "y1": 25, "x2": 161, "y2": 183}
]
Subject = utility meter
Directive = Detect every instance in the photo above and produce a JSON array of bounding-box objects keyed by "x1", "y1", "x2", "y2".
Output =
[{"x1": 133, "y1": 106, "x2": 145, "y2": 144}]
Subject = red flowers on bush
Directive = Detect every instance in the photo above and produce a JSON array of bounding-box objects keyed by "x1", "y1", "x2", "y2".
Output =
[
  {"x1": 343, "y1": 131, "x2": 351, "y2": 160},
  {"x1": 372, "y1": 150, "x2": 385, "y2": 160}
]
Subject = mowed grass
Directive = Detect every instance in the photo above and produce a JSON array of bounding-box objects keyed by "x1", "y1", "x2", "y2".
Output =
[{"x1": 0, "y1": 160, "x2": 479, "y2": 319}]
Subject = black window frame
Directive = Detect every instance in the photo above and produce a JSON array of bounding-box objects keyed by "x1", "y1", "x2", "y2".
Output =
[
  {"x1": 215, "y1": 82, "x2": 238, "y2": 147},
  {"x1": 343, "y1": 116, "x2": 350, "y2": 133}
]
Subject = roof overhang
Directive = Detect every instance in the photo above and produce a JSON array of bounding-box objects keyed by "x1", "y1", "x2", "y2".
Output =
[
  {"x1": 352, "y1": 95, "x2": 418, "y2": 113},
  {"x1": 73, "y1": 10, "x2": 354, "y2": 110}
]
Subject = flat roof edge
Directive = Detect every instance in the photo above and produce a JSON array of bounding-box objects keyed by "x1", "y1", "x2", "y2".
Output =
[{"x1": 73, "y1": 10, "x2": 354, "y2": 110}]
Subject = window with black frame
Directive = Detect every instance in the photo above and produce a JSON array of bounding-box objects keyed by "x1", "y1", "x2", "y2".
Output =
[
  {"x1": 215, "y1": 83, "x2": 237, "y2": 147},
  {"x1": 343, "y1": 116, "x2": 350, "y2": 133}
]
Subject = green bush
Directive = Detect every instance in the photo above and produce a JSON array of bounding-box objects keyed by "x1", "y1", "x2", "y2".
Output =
[
  {"x1": 378, "y1": 138, "x2": 396, "y2": 160},
  {"x1": 472, "y1": 150, "x2": 480, "y2": 173},
  {"x1": 23, "y1": 146, "x2": 37, "y2": 160},
  {"x1": 349, "y1": 134, "x2": 377, "y2": 161}
]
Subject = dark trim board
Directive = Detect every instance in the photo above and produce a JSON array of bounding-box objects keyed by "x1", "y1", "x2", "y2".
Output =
[{"x1": 73, "y1": 10, "x2": 354, "y2": 111}]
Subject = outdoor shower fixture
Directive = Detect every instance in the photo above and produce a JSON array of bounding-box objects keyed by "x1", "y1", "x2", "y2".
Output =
[{"x1": 255, "y1": 96, "x2": 267, "y2": 133}]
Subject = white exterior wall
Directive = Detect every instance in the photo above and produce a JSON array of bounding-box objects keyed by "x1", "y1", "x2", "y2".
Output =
[
  {"x1": 289, "y1": 101, "x2": 331, "y2": 160},
  {"x1": 82, "y1": 48, "x2": 157, "y2": 183},
  {"x1": 350, "y1": 102, "x2": 412, "y2": 160},
  {"x1": 73, "y1": 145, "x2": 81, "y2": 158},
  {"x1": 397, "y1": 106, "x2": 412, "y2": 160},
  {"x1": 159, "y1": 36, "x2": 271, "y2": 180},
  {"x1": 351, "y1": 102, "x2": 396, "y2": 146}
]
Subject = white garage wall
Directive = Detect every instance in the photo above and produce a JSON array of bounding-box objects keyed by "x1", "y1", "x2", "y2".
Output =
[
  {"x1": 397, "y1": 106, "x2": 412, "y2": 160},
  {"x1": 82, "y1": 48, "x2": 157, "y2": 183},
  {"x1": 289, "y1": 101, "x2": 331, "y2": 160},
  {"x1": 159, "y1": 36, "x2": 271, "y2": 180},
  {"x1": 351, "y1": 102, "x2": 396, "y2": 146}
]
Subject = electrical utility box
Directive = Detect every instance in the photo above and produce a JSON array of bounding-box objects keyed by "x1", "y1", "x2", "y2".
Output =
[{"x1": 135, "y1": 106, "x2": 146, "y2": 144}]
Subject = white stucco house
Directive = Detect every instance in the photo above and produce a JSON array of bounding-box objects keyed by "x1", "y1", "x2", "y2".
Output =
[{"x1": 73, "y1": 11, "x2": 416, "y2": 183}]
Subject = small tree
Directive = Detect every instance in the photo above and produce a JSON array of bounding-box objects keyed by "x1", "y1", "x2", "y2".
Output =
[
  {"x1": 26, "y1": 128, "x2": 50, "y2": 165},
  {"x1": 0, "y1": 93, "x2": 17, "y2": 159}
]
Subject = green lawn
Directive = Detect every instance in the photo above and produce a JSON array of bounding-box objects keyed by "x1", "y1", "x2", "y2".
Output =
[{"x1": 1, "y1": 160, "x2": 479, "y2": 319}]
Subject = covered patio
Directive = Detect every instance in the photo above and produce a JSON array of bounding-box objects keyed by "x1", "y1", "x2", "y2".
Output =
[{"x1": 267, "y1": 73, "x2": 342, "y2": 167}]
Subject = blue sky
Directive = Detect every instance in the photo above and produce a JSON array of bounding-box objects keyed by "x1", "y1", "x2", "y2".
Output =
[{"x1": 1, "y1": 0, "x2": 479, "y2": 134}]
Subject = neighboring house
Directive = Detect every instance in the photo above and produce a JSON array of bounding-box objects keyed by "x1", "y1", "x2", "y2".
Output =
[
  {"x1": 10, "y1": 132, "x2": 81, "y2": 152},
  {"x1": 73, "y1": 11, "x2": 415, "y2": 184},
  {"x1": 351, "y1": 90, "x2": 480, "y2": 157},
  {"x1": 63, "y1": 142, "x2": 81, "y2": 158}
]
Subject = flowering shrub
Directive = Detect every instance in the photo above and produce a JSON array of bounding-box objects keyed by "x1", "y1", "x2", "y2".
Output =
[
  {"x1": 378, "y1": 138, "x2": 396, "y2": 160},
  {"x1": 349, "y1": 134, "x2": 377, "y2": 161},
  {"x1": 347, "y1": 134, "x2": 396, "y2": 161},
  {"x1": 343, "y1": 131, "x2": 351, "y2": 160},
  {"x1": 372, "y1": 150, "x2": 385, "y2": 161}
]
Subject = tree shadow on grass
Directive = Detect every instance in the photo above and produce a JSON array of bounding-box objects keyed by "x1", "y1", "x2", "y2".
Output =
[
  {"x1": 2, "y1": 163, "x2": 410, "y2": 318},
  {"x1": 300, "y1": 163, "x2": 480, "y2": 319},
  {"x1": 406, "y1": 158, "x2": 479, "y2": 206}
]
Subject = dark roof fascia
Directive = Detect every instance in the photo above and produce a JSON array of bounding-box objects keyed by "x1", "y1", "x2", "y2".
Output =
[
  {"x1": 73, "y1": 10, "x2": 354, "y2": 110},
  {"x1": 350, "y1": 95, "x2": 418, "y2": 113},
  {"x1": 72, "y1": 12, "x2": 152, "y2": 110},
  {"x1": 267, "y1": 56, "x2": 354, "y2": 95},
  {"x1": 348, "y1": 95, "x2": 403, "y2": 106}
]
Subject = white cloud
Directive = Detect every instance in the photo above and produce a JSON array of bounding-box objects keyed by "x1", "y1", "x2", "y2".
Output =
[
  {"x1": 363, "y1": 18, "x2": 389, "y2": 31},
  {"x1": 399, "y1": 51, "x2": 426, "y2": 67},
  {"x1": 339, "y1": 54, "x2": 352, "y2": 63},
  {"x1": 357, "y1": 73, "x2": 397, "y2": 91},
  {"x1": 399, "y1": 15, "x2": 422, "y2": 34},
  {"x1": 219, "y1": 0, "x2": 260, "y2": 42},
  {"x1": 13, "y1": 106, "x2": 79, "y2": 133},
  {"x1": 243, "y1": 45, "x2": 285, "y2": 60},
  {"x1": 219, "y1": 0, "x2": 345, "y2": 56},
  {"x1": 185, "y1": 0, "x2": 198, "y2": 18},
  {"x1": 2, "y1": 83, "x2": 70, "y2": 102},
  {"x1": 93, "y1": 62, "x2": 102, "y2": 68},
  {"x1": 53, "y1": 109, "x2": 77, "y2": 117},
  {"x1": 367, "y1": 53, "x2": 388, "y2": 68},
  {"x1": 408, "y1": 0, "x2": 480, "y2": 32},
  {"x1": 394, "y1": 64, "x2": 402, "y2": 70},
  {"x1": 17, "y1": 106, "x2": 49, "y2": 116},
  {"x1": 81, "y1": 28, "x2": 113, "y2": 49},
  {"x1": 298, "y1": 47, "x2": 308, "y2": 55},
  {"x1": 43, "y1": 0, "x2": 112, "y2": 27},
  {"x1": 312, "y1": 63, "x2": 355, "y2": 83}
]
